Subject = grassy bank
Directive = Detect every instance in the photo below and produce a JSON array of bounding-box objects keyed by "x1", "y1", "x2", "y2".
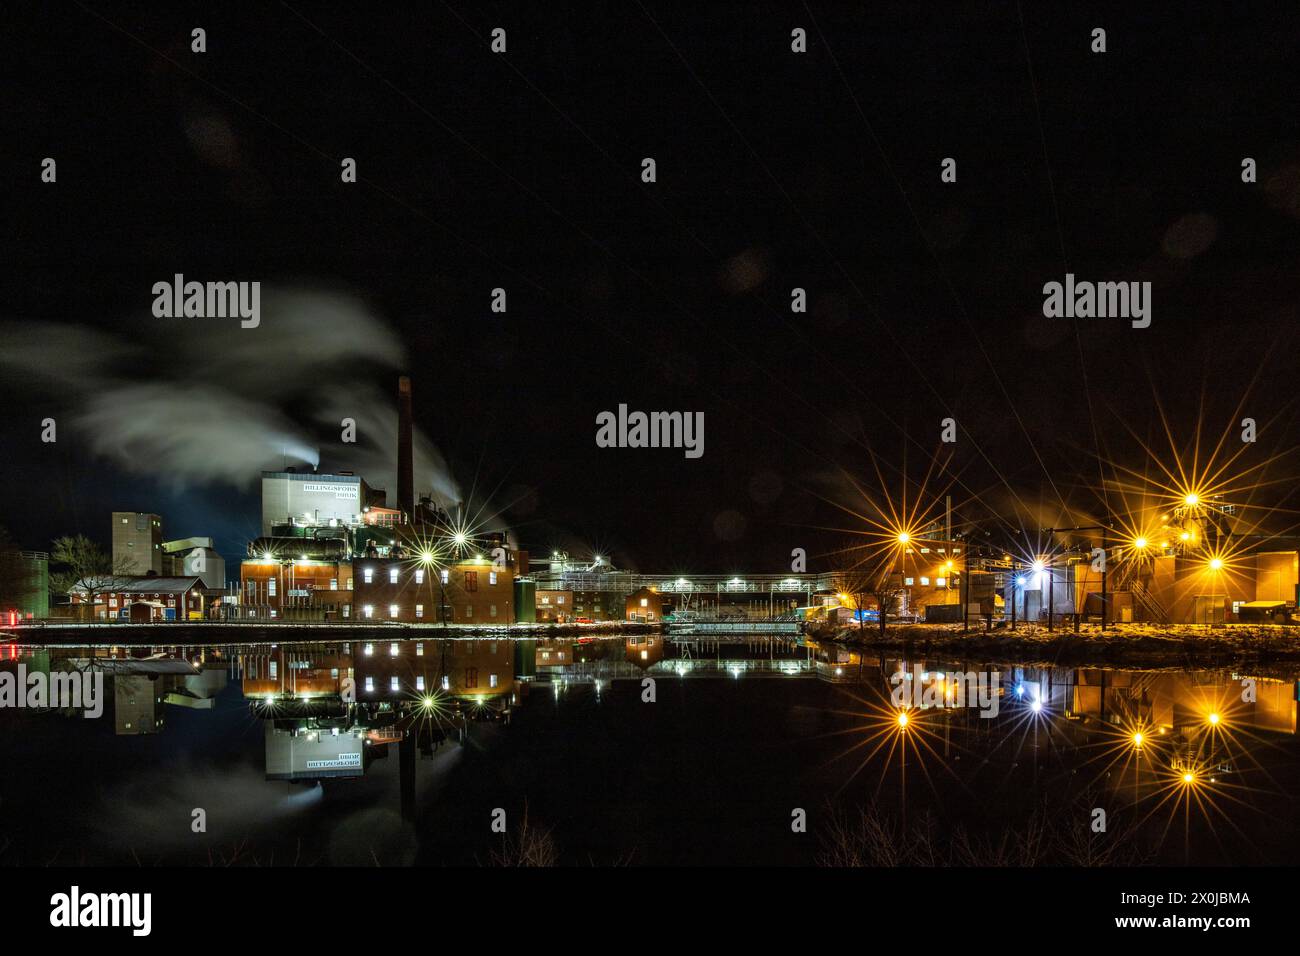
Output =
[{"x1": 821, "y1": 621, "x2": 1300, "y2": 669}]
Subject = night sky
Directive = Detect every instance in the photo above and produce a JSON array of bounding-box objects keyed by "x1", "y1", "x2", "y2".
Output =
[{"x1": 3, "y1": 1, "x2": 1299, "y2": 573}]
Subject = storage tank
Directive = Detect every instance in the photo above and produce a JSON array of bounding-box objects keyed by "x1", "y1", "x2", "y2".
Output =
[{"x1": 513, "y1": 578, "x2": 536, "y2": 623}]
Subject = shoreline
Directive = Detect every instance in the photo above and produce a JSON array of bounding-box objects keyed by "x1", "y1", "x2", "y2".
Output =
[{"x1": 820, "y1": 622, "x2": 1300, "y2": 669}]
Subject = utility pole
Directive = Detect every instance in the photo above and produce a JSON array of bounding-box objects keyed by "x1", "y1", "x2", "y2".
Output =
[
  {"x1": 1010, "y1": 575, "x2": 1016, "y2": 630},
  {"x1": 961, "y1": 535, "x2": 971, "y2": 634},
  {"x1": 1100, "y1": 525, "x2": 1109, "y2": 630},
  {"x1": 1047, "y1": 557, "x2": 1055, "y2": 632}
]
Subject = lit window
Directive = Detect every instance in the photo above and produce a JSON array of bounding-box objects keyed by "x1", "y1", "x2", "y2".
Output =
[
  {"x1": 920, "y1": 577, "x2": 929, "y2": 586},
  {"x1": 415, "y1": 569, "x2": 424, "y2": 584},
  {"x1": 542, "y1": 597, "x2": 550, "y2": 605},
  {"x1": 489, "y1": 604, "x2": 497, "y2": 617},
  {"x1": 416, "y1": 604, "x2": 424, "y2": 618},
  {"x1": 363, "y1": 568, "x2": 373, "y2": 584},
  {"x1": 364, "y1": 643, "x2": 374, "y2": 656},
  {"x1": 905, "y1": 577, "x2": 914, "y2": 586},
  {"x1": 640, "y1": 598, "x2": 648, "y2": 608},
  {"x1": 441, "y1": 675, "x2": 450, "y2": 690},
  {"x1": 267, "y1": 578, "x2": 277, "y2": 596},
  {"x1": 936, "y1": 577, "x2": 946, "y2": 587},
  {"x1": 390, "y1": 676, "x2": 400, "y2": 692},
  {"x1": 416, "y1": 676, "x2": 425, "y2": 691},
  {"x1": 364, "y1": 676, "x2": 374, "y2": 692},
  {"x1": 330, "y1": 579, "x2": 338, "y2": 590},
  {"x1": 389, "y1": 605, "x2": 399, "y2": 619},
  {"x1": 557, "y1": 596, "x2": 565, "y2": 604},
  {"x1": 416, "y1": 642, "x2": 424, "y2": 655},
  {"x1": 389, "y1": 642, "x2": 399, "y2": 656},
  {"x1": 489, "y1": 674, "x2": 498, "y2": 688},
  {"x1": 489, "y1": 572, "x2": 498, "y2": 585},
  {"x1": 641, "y1": 650, "x2": 648, "y2": 660},
  {"x1": 440, "y1": 569, "x2": 449, "y2": 584},
  {"x1": 363, "y1": 606, "x2": 374, "y2": 619},
  {"x1": 389, "y1": 568, "x2": 399, "y2": 584}
]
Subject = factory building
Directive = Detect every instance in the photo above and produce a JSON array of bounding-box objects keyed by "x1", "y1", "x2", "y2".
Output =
[
  {"x1": 536, "y1": 589, "x2": 573, "y2": 622},
  {"x1": 240, "y1": 556, "x2": 353, "y2": 620},
  {"x1": 260, "y1": 470, "x2": 383, "y2": 535},
  {"x1": 626, "y1": 587, "x2": 662, "y2": 622},
  {"x1": 161, "y1": 537, "x2": 227, "y2": 589},
  {"x1": 352, "y1": 553, "x2": 517, "y2": 624},
  {"x1": 70, "y1": 576, "x2": 210, "y2": 621},
  {"x1": 112, "y1": 512, "x2": 163, "y2": 574}
]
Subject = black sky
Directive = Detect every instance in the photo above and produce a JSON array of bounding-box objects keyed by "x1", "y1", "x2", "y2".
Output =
[{"x1": 3, "y1": 1, "x2": 1300, "y2": 572}]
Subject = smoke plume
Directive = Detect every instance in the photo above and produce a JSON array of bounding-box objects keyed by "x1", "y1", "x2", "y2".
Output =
[{"x1": 0, "y1": 286, "x2": 460, "y2": 504}]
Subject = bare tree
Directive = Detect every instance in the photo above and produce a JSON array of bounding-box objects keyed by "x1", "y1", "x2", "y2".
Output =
[
  {"x1": 833, "y1": 539, "x2": 903, "y2": 640},
  {"x1": 49, "y1": 535, "x2": 135, "y2": 620},
  {"x1": 487, "y1": 804, "x2": 559, "y2": 867}
]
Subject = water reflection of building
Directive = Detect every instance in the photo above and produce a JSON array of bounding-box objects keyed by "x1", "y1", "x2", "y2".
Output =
[
  {"x1": 241, "y1": 645, "x2": 353, "y2": 701},
  {"x1": 264, "y1": 720, "x2": 368, "y2": 781},
  {"x1": 1067, "y1": 669, "x2": 1297, "y2": 736},
  {"x1": 353, "y1": 638, "x2": 513, "y2": 703},
  {"x1": 625, "y1": 634, "x2": 665, "y2": 668},
  {"x1": 535, "y1": 639, "x2": 575, "y2": 671},
  {"x1": 813, "y1": 643, "x2": 862, "y2": 682},
  {"x1": 114, "y1": 674, "x2": 172, "y2": 734}
]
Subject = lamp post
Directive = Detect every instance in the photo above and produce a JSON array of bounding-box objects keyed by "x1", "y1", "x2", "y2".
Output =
[{"x1": 1009, "y1": 574, "x2": 1018, "y2": 630}]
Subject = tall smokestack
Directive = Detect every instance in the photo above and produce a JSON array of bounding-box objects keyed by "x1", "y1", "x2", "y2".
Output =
[{"x1": 397, "y1": 375, "x2": 414, "y2": 522}]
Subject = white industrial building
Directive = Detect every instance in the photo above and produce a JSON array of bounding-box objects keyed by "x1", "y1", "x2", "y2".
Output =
[{"x1": 260, "y1": 470, "x2": 378, "y2": 535}]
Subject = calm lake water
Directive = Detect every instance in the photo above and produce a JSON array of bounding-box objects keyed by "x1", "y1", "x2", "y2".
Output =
[{"x1": 1, "y1": 635, "x2": 1296, "y2": 866}]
